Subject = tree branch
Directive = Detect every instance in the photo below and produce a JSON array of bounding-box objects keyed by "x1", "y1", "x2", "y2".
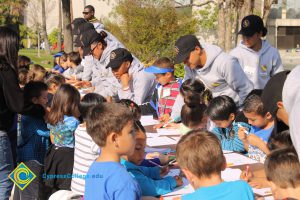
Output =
[{"x1": 174, "y1": 0, "x2": 216, "y2": 8}]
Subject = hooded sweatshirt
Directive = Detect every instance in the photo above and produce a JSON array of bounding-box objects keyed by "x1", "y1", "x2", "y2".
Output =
[
  {"x1": 282, "y1": 65, "x2": 300, "y2": 157},
  {"x1": 230, "y1": 40, "x2": 284, "y2": 89}
]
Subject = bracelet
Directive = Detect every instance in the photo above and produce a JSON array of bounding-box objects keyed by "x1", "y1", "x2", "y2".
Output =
[{"x1": 122, "y1": 86, "x2": 130, "y2": 91}]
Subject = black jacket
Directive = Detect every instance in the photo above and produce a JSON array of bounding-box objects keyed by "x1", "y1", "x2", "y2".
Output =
[{"x1": 0, "y1": 63, "x2": 23, "y2": 132}]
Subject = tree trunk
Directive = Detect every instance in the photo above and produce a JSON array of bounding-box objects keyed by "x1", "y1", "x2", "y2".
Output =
[
  {"x1": 232, "y1": 0, "x2": 239, "y2": 46},
  {"x1": 61, "y1": 0, "x2": 73, "y2": 53},
  {"x1": 217, "y1": 0, "x2": 225, "y2": 50},
  {"x1": 263, "y1": 0, "x2": 275, "y2": 25},
  {"x1": 57, "y1": 0, "x2": 62, "y2": 52},
  {"x1": 41, "y1": 0, "x2": 51, "y2": 54},
  {"x1": 224, "y1": 0, "x2": 232, "y2": 52}
]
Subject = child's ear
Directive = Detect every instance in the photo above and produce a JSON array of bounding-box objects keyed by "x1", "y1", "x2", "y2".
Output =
[
  {"x1": 221, "y1": 155, "x2": 227, "y2": 171},
  {"x1": 32, "y1": 97, "x2": 38, "y2": 104},
  {"x1": 265, "y1": 112, "x2": 273, "y2": 120},
  {"x1": 229, "y1": 113, "x2": 235, "y2": 121},
  {"x1": 125, "y1": 61, "x2": 131, "y2": 69},
  {"x1": 109, "y1": 132, "x2": 119, "y2": 148}
]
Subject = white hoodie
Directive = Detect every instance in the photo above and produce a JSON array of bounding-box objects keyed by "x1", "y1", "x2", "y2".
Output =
[
  {"x1": 282, "y1": 65, "x2": 300, "y2": 157},
  {"x1": 230, "y1": 40, "x2": 284, "y2": 89}
]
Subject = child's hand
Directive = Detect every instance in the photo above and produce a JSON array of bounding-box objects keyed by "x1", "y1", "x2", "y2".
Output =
[
  {"x1": 165, "y1": 123, "x2": 180, "y2": 129},
  {"x1": 159, "y1": 114, "x2": 170, "y2": 123},
  {"x1": 174, "y1": 176, "x2": 183, "y2": 187},
  {"x1": 153, "y1": 123, "x2": 164, "y2": 129},
  {"x1": 160, "y1": 166, "x2": 169, "y2": 177},
  {"x1": 145, "y1": 152, "x2": 170, "y2": 165},
  {"x1": 238, "y1": 127, "x2": 247, "y2": 141}
]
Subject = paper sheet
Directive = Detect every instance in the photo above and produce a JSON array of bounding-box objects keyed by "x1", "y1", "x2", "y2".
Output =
[
  {"x1": 221, "y1": 168, "x2": 242, "y2": 181},
  {"x1": 162, "y1": 180, "x2": 194, "y2": 199},
  {"x1": 170, "y1": 136, "x2": 181, "y2": 143},
  {"x1": 141, "y1": 115, "x2": 159, "y2": 126},
  {"x1": 147, "y1": 137, "x2": 177, "y2": 147},
  {"x1": 146, "y1": 132, "x2": 159, "y2": 138},
  {"x1": 224, "y1": 153, "x2": 258, "y2": 166},
  {"x1": 253, "y1": 188, "x2": 272, "y2": 196},
  {"x1": 164, "y1": 169, "x2": 180, "y2": 178},
  {"x1": 156, "y1": 128, "x2": 181, "y2": 136},
  {"x1": 222, "y1": 150, "x2": 233, "y2": 154}
]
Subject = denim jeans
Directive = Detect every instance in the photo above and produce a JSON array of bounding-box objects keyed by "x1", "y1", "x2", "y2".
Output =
[{"x1": 0, "y1": 131, "x2": 14, "y2": 200}]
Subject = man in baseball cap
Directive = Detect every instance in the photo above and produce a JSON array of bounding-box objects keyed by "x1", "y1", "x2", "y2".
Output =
[{"x1": 106, "y1": 48, "x2": 156, "y2": 104}]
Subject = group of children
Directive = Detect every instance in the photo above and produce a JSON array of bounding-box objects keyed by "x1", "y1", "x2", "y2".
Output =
[{"x1": 11, "y1": 13, "x2": 300, "y2": 200}]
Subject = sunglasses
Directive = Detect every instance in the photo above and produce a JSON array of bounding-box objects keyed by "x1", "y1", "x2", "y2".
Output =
[{"x1": 82, "y1": 12, "x2": 90, "y2": 15}]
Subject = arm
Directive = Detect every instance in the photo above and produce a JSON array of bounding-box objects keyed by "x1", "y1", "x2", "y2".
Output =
[
  {"x1": 170, "y1": 95, "x2": 184, "y2": 120},
  {"x1": 247, "y1": 134, "x2": 270, "y2": 155},
  {"x1": 81, "y1": 56, "x2": 93, "y2": 81}
]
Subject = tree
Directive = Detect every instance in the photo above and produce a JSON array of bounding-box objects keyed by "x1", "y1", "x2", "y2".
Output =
[
  {"x1": 57, "y1": 0, "x2": 62, "y2": 52},
  {"x1": 104, "y1": 0, "x2": 198, "y2": 62},
  {"x1": 0, "y1": 0, "x2": 28, "y2": 25},
  {"x1": 61, "y1": 0, "x2": 73, "y2": 53},
  {"x1": 41, "y1": 0, "x2": 51, "y2": 54}
]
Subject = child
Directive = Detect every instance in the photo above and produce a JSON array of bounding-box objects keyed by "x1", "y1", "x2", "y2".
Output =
[
  {"x1": 45, "y1": 84, "x2": 80, "y2": 196},
  {"x1": 52, "y1": 52, "x2": 66, "y2": 74},
  {"x1": 267, "y1": 130, "x2": 293, "y2": 151},
  {"x1": 71, "y1": 93, "x2": 106, "y2": 196},
  {"x1": 28, "y1": 64, "x2": 47, "y2": 82},
  {"x1": 121, "y1": 120, "x2": 183, "y2": 197},
  {"x1": 238, "y1": 94, "x2": 274, "y2": 162},
  {"x1": 17, "y1": 81, "x2": 50, "y2": 164},
  {"x1": 18, "y1": 68, "x2": 28, "y2": 88},
  {"x1": 264, "y1": 148, "x2": 300, "y2": 199},
  {"x1": 18, "y1": 55, "x2": 31, "y2": 70},
  {"x1": 44, "y1": 73, "x2": 66, "y2": 108},
  {"x1": 105, "y1": 48, "x2": 156, "y2": 105},
  {"x1": 176, "y1": 130, "x2": 254, "y2": 200},
  {"x1": 141, "y1": 57, "x2": 181, "y2": 120},
  {"x1": 119, "y1": 99, "x2": 142, "y2": 120},
  {"x1": 63, "y1": 52, "x2": 84, "y2": 81},
  {"x1": 85, "y1": 103, "x2": 141, "y2": 199},
  {"x1": 207, "y1": 95, "x2": 250, "y2": 152}
]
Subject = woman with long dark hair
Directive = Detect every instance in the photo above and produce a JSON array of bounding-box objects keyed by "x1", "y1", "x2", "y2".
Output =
[{"x1": 0, "y1": 26, "x2": 23, "y2": 200}]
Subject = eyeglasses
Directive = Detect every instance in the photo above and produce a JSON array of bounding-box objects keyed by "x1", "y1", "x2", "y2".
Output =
[
  {"x1": 82, "y1": 12, "x2": 90, "y2": 15},
  {"x1": 89, "y1": 44, "x2": 98, "y2": 55}
]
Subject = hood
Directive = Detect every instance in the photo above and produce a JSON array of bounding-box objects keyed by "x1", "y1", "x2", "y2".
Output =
[
  {"x1": 238, "y1": 40, "x2": 271, "y2": 55},
  {"x1": 99, "y1": 40, "x2": 123, "y2": 63}
]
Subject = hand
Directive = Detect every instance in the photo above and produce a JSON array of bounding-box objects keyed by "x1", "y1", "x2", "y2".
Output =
[
  {"x1": 153, "y1": 123, "x2": 164, "y2": 129},
  {"x1": 159, "y1": 114, "x2": 170, "y2": 123},
  {"x1": 165, "y1": 123, "x2": 180, "y2": 129},
  {"x1": 174, "y1": 176, "x2": 183, "y2": 187},
  {"x1": 120, "y1": 73, "x2": 130, "y2": 88},
  {"x1": 238, "y1": 127, "x2": 247, "y2": 141},
  {"x1": 240, "y1": 170, "x2": 253, "y2": 182},
  {"x1": 160, "y1": 166, "x2": 169, "y2": 177}
]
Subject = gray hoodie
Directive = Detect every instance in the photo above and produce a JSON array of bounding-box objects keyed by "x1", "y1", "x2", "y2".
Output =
[
  {"x1": 230, "y1": 40, "x2": 284, "y2": 89},
  {"x1": 115, "y1": 59, "x2": 156, "y2": 105},
  {"x1": 282, "y1": 65, "x2": 300, "y2": 157},
  {"x1": 171, "y1": 43, "x2": 253, "y2": 119}
]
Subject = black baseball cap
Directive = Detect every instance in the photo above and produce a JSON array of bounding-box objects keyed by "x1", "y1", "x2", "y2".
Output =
[
  {"x1": 81, "y1": 29, "x2": 102, "y2": 57},
  {"x1": 174, "y1": 35, "x2": 201, "y2": 64},
  {"x1": 238, "y1": 15, "x2": 267, "y2": 37},
  {"x1": 106, "y1": 48, "x2": 133, "y2": 69}
]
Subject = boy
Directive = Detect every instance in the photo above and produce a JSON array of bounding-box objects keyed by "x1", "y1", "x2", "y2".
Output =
[
  {"x1": 176, "y1": 130, "x2": 254, "y2": 200},
  {"x1": 121, "y1": 120, "x2": 182, "y2": 197},
  {"x1": 140, "y1": 57, "x2": 181, "y2": 120},
  {"x1": 63, "y1": 52, "x2": 84, "y2": 81},
  {"x1": 230, "y1": 15, "x2": 283, "y2": 89},
  {"x1": 238, "y1": 94, "x2": 274, "y2": 162},
  {"x1": 264, "y1": 148, "x2": 300, "y2": 199},
  {"x1": 106, "y1": 48, "x2": 156, "y2": 104},
  {"x1": 85, "y1": 103, "x2": 141, "y2": 199}
]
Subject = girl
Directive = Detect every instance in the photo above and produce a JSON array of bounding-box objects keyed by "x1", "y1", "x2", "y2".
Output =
[
  {"x1": 44, "y1": 73, "x2": 66, "y2": 108},
  {"x1": 71, "y1": 93, "x2": 106, "y2": 196},
  {"x1": 28, "y1": 64, "x2": 47, "y2": 82},
  {"x1": 45, "y1": 84, "x2": 80, "y2": 197},
  {"x1": 206, "y1": 95, "x2": 250, "y2": 152}
]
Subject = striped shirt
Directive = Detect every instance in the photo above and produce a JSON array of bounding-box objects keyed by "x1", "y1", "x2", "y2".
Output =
[{"x1": 71, "y1": 125, "x2": 100, "y2": 195}]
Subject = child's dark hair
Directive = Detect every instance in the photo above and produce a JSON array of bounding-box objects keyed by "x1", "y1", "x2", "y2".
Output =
[
  {"x1": 23, "y1": 81, "x2": 48, "y2": 104},
  {"x1": 19, "y1": 68, "x2": 28, "y2": 85},
  {"x1": 265, "y1": 148, "x2": 300, "y2": 189},
  {"x1": 119, "y1": 99, "x2": 141, "y2": 120},
  {"x1": 176, "y1": 130, "x2": 224, "y2": 178},
  {"x1": 243, "y1": 94, "x2": 268, "y2": 116},
  {"x1": 206, "y1": 95, "x2": 237, "y2": 121},
  {"x1": 28, "y1": 64, "x2": 47, "y2": 82},
  {"x1": 180, "y1": 79, "x2": 212, "y2": 106},
  {"x1": 153, "y1": 57, "x2": 174, "y2": 69},
  {"x1": 60, "y1": 53, "x2": 68, "y2": 63},
  {"x1": 68, "y1": 52, "x2": 81, "y2": 66},
  {"x1": 267, "y1": 130, "x2": 293, "y2": 151},
  {"x1": 44, "y1": 73, "x2": 66, "y2": 88},
  {"x1": 91, "y1": 31, "x2": 108, "y2": 48},
  {"x1": 47, "y1": 84, "x2": 80, "y2": 125},
  {"x1": 79, "y1": 93, "x2": 106, "y2": 120},
  {"x1": 181, "y1": 103, "x2": 207, "y2": 129},
  {"x1": 134, "y1": 120, "x2": 146, "y2": 134},
  {"x1": 18, "y1": 55, "x2": 31, "y2": 70},
  {"x1": 86, "y1": 103, "x2": 135, "y2": 147}
]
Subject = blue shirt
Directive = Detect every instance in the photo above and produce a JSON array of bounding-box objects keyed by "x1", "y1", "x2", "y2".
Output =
[
  {"x1": 121, "y1": 159, "x2": 177, "y2": 197},
  {"x1": 212, "y1": 122, "x2": 250, "y2": 152},
  {"x1": 53, "y1": 64, "x2": 65, "y2": 73},
  {"x1": 47, "y1": 115, "x2": 79, "y2": 148},
  {"x1": 182, "y1": 180, "x2": 254, "y2": 200},
  {"x1": 85, "y1": 161, "x2": 141, "y2": 200}
]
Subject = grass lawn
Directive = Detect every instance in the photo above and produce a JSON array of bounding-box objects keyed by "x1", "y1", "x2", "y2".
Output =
[{"x1": 19, "y1": 49, "x2": 58, "y2": 69}]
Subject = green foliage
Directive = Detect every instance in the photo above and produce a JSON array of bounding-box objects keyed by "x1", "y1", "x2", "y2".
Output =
[
  {"x1": 196, "y1": 4, "x2": 218, "y2": 30},
  {"x1": 19, "y1": 24, "x2": 37, "y2": 48},
  {"x1": 104, "y1": 0, "x2": 198, "y2": 63},
  {"x1": 0, "y1": 0, "x2": 28, "y2": 25},
  {"x1": 174, "y1": 63, "x2": 185, "y2": 79},
  {"x1": 48, "y1": 28, "x2": 59, "y2": 46}
]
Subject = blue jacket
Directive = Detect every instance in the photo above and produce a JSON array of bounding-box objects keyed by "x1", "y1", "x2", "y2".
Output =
[{"x1": 121, "y1": 159, "x2": 177, "y2": 197}]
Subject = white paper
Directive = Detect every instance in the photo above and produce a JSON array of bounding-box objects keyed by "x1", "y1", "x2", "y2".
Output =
[
  {"x1": 224, "y1": 153, "x2": 258, "y2": 166},
  {"x1": 263, "y1": 196, "x2": 274, "y2": 200},
  {"x1": 253, "y1": 188, "x2": 272, "y2": 196},
  {"x1": 140, "y1": 115, "x2": 159, "y2": 126},
  {"x1": 170, "y1": 136, "x2": 181, "y2": 143},
  {"x1": 162, "y1": 181, "x2": 194, "y2": 198},
  {"x1": 222, "y1": 150, "x2": 233, "y2": 154},
  {"x1": 147, "y1": 137, "x2": 177, "y2": 147},
  {"x1": 164, "y1": 169, "x2": 180, "y2": 178},
  {"x1": 221, "y1": 168, "x2": 242, "y2": 181},
  {"x1": 146, "y1": 132, "x2": 159, "y2": 138},
  {"x1": 156, "y1": 128, "x2": 180, "y2": 136}
]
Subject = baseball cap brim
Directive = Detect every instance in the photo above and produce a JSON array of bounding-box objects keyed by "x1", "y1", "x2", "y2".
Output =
[
  {"x1": 144, "y1": 65, "x2": 174, "y2": 74},
  {"x1": 238, "y1": 29, "x2": 256, "y2": 37},
  {"x1": 106, "y1": 59, "x2": 123, "y2": 69},
  {"x1": 174, "y1": 50, "x2": 191, "y2": 64}
]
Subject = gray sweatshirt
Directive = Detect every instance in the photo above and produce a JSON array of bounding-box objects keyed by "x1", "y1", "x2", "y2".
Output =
[
  {"x1": 282, "y1": 65, "x2": 300, "y2": 157},
  {"x1": 171, "y1": 43, "x2": 253, "y2": 119},
  {"x1": 230, "y1": 40, "x2": 284, "y2": 89}
]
